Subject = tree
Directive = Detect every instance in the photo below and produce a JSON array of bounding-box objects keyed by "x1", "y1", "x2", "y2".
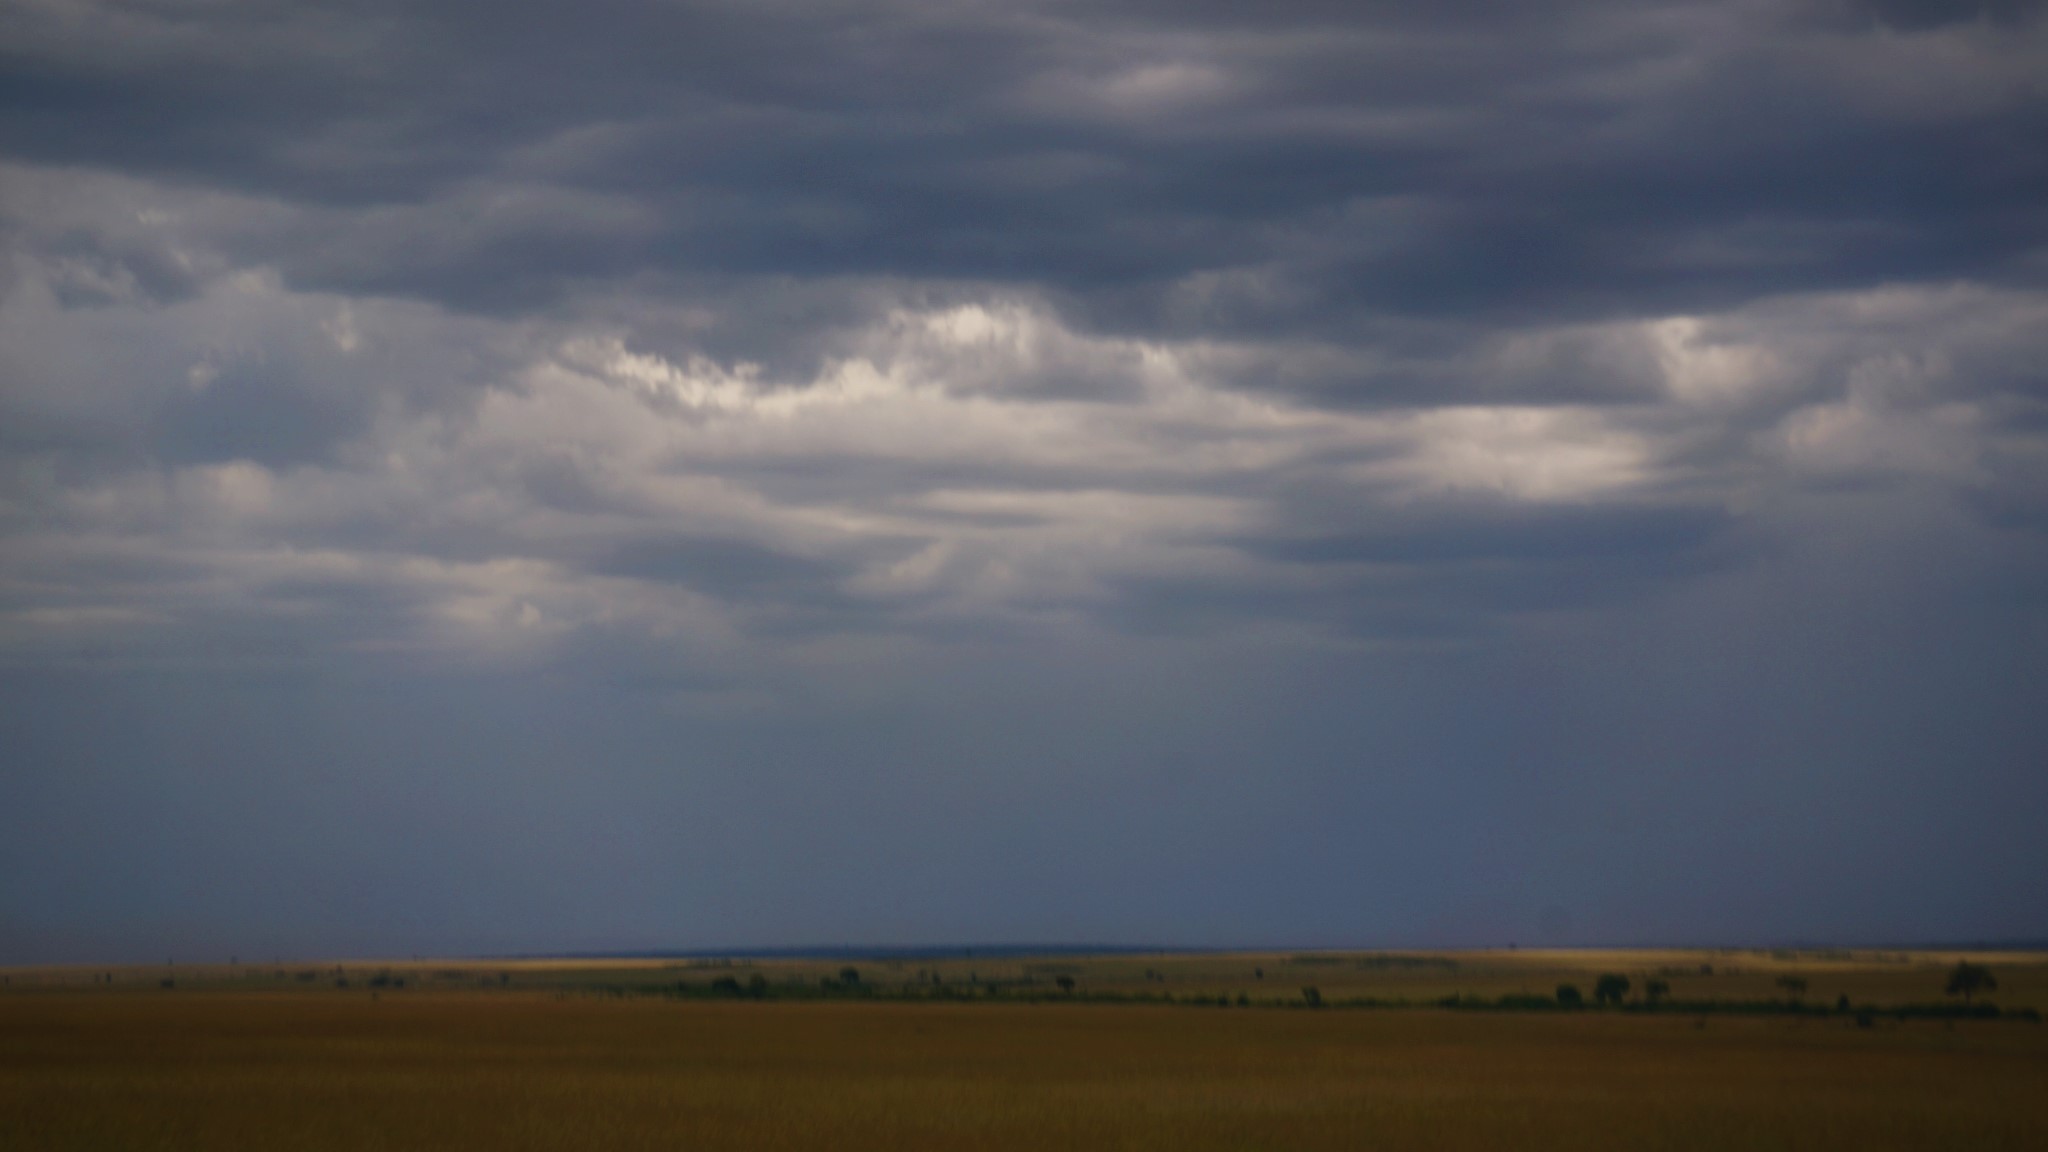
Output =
[
  {"x1": 1055, "y1": 975, "x2": 1076, "y2": 993},
  {"x1": 1643, "y1": 979, "x2": 1670, "y2": 1006},
  {"x1": 1555, "y1": 983, "x2": 1583, "y2": 1008},
  {"x1": 1775, "y1": 976, "x2": 1808, "y2": 1002},
  {"x1": 1593, "y1": 973, "x2": 1631, "y2": 1006},
  {"x1": 1301, "y1": 986, "x2": 1323, "y2": 1008},
  {"x1": 1945, "y1": 962, "x2": 1997, "y2": 1005},
  {"x1": 838, "y1": 966, "x2": 861, "y2": 985}
]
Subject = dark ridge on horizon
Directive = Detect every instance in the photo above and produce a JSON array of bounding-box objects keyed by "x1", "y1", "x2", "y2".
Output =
[
  {"x1": 491, "y1": 939, "x2": 2048, "y2": 964},
  {"x1": 494, "y1": 944, "x2": 1210, "y2": 963}
]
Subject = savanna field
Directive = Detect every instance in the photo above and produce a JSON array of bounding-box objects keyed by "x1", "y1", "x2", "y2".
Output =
[{"x1": 4, "y1": 950, "x2": 2044, "y2": 1150}]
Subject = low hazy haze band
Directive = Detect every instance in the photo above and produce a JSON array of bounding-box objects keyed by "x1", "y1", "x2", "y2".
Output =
[{"x1": 2, "y1": 0, "x2": 2045, "y2": 962}]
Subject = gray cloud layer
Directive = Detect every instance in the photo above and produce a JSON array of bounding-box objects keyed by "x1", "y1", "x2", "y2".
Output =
[{"x1": 3, "y1": 1, "x2": 2045, "y2": 961}]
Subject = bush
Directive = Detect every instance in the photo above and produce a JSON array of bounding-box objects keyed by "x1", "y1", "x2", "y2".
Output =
[
  {"x1": 1555, "y1": 983, "x2": 1583, "y2": 1007},
  {"x1": 1945, "y1": 962, "x2": 1997, "y2": 1004},
  {"x1": 1594, "y1": 974, "x2": 1631, "y2": 1006}
]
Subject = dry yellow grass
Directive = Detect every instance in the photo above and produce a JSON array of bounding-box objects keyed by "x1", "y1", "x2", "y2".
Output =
[{"x1": 4, "y1": 986, "x2": 2045, "y2": 1150}]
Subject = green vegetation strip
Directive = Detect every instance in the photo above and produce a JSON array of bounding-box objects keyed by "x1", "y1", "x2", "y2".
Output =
[{"x1": 552, "y1": 977, "x2": 2040, "y2": 1022}]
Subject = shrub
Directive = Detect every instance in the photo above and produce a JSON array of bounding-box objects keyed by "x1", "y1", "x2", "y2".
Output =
[
  {"x1": 1594, "y1": 974, "x2": 1631, "y2": 1006},
  {"x1": 1555, "y1": 983, "x2": 1583, "y2": 1007},
  {"x1": 1945, "y1": 962, "x2": 1997, "y2": 1004}
]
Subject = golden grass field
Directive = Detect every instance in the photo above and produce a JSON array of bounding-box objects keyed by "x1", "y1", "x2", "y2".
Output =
[{"x1": 4, "y1": 950, "x2": 2044, "y2": 1150}]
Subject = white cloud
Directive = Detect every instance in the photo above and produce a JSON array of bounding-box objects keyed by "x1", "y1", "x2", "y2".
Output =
[
  {"x1": 1371, "y1": 407, "x2": 1655, "y2": 503},
  {"x1": 1021, "y1": 56, "x2": 1242, "y2": 122},
  {"x1": 5, "y1": 203, "x2": 2045, "y2": 671},
  {"x1": 1772, "y1": 393, "x2": 1984, "y2": 482},
  {"x1": 1648, "y1": 316, "x2": 1782, "y2": 407},
  {"x1": 322, "y1": 304, "x2": 361, "y2": 353}
]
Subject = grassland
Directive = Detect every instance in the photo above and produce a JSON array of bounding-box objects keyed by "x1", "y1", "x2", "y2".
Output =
[
  {"x1": 14, "y1": 945, "x2": 2040, "y2": 1013},
  {"x1": 4, "y1": 950, "x2": 2044, "y2": 1150}
]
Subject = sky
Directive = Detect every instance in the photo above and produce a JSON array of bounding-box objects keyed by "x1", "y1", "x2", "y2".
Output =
[{"x1": 2, "y1": 0, "x2": 2046, "y2": 964}]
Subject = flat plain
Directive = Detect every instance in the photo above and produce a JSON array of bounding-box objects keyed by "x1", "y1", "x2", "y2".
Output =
[{"x1": 4, "y1": 950, "x2": 2044, "y2": 1150}]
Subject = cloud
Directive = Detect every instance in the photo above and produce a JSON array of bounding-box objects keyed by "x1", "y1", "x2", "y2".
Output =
[
  {"x1": 8, "y1": 266, "x2": 2039, "y2": 674},
  {"x1": 8, "y1": 2, "x2": 2042, "y2": 323},
  {"x1": 3, "y1": 1, "x2": 2046, "y2": 957}
]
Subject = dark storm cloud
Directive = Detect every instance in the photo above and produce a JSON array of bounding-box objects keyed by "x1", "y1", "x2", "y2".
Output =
[
  {"x1": 1247, "y1": 503, "x2": 1730, "y2": 568},
  {"x1": 5, "y1": 0, "x2": 2045, "y2": 646},
  {"x1": 1842, "y1": 0, "x2": 2041, "y2": 30},
  {"x1": 7, "y1": 1, "x2": 2043, "y2": 332},
  {"x1": 150, "y1": 362, "x2": 366, "y2": 465},
  {"x1": 592, "y1": 534, "x2": 910, "y2": 614}
]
